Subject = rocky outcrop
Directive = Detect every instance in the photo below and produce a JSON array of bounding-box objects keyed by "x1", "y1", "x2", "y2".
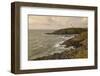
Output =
[{"x1": 61, "y1": 31, "x2": 88, "y2": 48}]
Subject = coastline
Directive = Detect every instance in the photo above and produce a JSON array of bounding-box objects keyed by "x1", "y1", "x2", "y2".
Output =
[{"x1": 29, "y1": 28, "x2": 88, "y2": 60}]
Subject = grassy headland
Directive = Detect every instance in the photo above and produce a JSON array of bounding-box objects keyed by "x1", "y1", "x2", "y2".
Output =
[{"x1": 46, "y1": 28, "x2": 87, "y2": 35}]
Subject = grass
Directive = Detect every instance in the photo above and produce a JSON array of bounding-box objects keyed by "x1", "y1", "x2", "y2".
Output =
[{"x1": 47, "y1": 28, "x2": 87, "y2": 35}]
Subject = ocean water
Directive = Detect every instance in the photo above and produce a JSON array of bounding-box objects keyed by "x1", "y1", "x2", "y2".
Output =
[{"x1": 28, "y1": 30, "x2": 74, "y2": 60}]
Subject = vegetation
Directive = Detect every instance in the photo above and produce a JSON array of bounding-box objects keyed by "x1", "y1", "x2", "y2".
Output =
[{"x1": 46, "y1": 28, "x2": 87, "y2": 35}]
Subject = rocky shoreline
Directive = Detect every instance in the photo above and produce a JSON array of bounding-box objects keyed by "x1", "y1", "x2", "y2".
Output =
[
  {"x1": 30, "y1": 28, "x2": 88, "y2": 60},
  {"x1": 33, "y1": 48, "x2": 87, "y2": 60}
]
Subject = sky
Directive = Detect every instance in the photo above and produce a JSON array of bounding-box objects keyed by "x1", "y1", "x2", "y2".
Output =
[{"x1": 28, "y1": 15, "x2": 88, "y2": 30}]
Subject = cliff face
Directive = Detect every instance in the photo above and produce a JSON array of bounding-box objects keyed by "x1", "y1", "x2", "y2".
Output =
[{"x1": 61, "y1": 31, "x2": 88, "y2": 48}]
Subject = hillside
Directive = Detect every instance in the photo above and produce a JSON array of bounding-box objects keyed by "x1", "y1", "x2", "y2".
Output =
[{"x1": 46, "y1": 28, "x2": 87, "y2": 35}]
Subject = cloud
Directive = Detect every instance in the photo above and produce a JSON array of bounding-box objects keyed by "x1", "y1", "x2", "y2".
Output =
[{"x1": 29, "y1": 15, "x2": 88, "y2": 29}]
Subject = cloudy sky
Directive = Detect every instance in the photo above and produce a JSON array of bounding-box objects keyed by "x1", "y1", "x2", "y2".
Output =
[{"x1": 28, "y1": 15, "x2": 88, "y2": 30}]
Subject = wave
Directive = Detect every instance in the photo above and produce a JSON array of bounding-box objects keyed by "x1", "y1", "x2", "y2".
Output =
[{"x1": 54, "y1": 35, "x2": 75, "y2": 49}]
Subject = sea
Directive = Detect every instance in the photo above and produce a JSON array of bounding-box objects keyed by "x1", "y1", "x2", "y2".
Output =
[{"x1": 28, "y1": 30, "x2": 74, "y2": 60}]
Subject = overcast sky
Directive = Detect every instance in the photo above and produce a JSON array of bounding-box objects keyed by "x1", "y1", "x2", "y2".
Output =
[{"x1": 28, "y1": 15, "x2": 88, "y2": 30}]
